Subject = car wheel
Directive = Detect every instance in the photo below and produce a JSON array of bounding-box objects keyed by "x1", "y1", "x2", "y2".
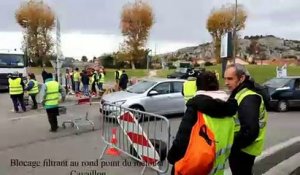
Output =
[
  {"x1": 130, "y1": 105, "x2": 145, "y2": 121},
  {"x1": 277, "y1": 100, "x2": 288, "y2": 112}
]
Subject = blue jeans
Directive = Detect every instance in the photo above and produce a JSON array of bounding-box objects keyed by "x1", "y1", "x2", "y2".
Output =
[
  {"x1": 97, "y1": 83, "x2": 103, "y2": 91},
  {"x1": 82, "y1": 84, "x2": 89, "y2": 96},
  {"x1": 74, "y1": 81, "x2": 80, "y2": 93}
]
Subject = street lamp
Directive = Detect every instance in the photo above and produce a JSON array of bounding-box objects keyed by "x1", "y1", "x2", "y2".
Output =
[
  {"x1": 232, "y1": 0, "x2": 238, "y2": 64},
  {"x1": 146, "y1": 49, "x2": 152, "y2": 71},
  {"x1": 22, "y1": 19, "x2": 30, "y2": 67}
]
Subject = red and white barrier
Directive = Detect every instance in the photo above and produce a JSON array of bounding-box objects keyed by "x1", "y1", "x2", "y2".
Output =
[{"x1": 117, "y1": 111, "x2": 160, "y2": 166}]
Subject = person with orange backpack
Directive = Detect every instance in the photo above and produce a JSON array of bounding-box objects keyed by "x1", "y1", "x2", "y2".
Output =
[{"x1": 167, "y1": 71, "x2": 238, "y2": 175}]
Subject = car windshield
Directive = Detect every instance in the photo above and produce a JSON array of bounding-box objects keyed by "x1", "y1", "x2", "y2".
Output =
[
  {"x1": 263, "y1": 78, "x2": 291, "y2": 88},
  {"x1": 126, "y1": 80, "x2": 157, "y2": 94},
  {"x1": 0, "y1": 54, "x2": 25, "y2": 68}
]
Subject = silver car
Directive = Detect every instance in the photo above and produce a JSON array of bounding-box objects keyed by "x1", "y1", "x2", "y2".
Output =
[{"x1": 99, "y1": 78, "x2": 185, "y2": 115}]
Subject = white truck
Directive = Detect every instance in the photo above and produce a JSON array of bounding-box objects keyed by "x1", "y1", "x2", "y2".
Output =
[{"x1": 0, "y1": 50, "x2": 28, "y2": 90}]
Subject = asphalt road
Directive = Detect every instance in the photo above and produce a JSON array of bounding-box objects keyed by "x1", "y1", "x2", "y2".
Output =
[{"x1": 0, "y1": 92, "x2": 300, "y2": 175}]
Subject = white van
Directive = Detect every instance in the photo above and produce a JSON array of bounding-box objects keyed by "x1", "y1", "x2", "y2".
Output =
[{"x1": 0, "y1": 50, "x2": 28, "y2": 90}]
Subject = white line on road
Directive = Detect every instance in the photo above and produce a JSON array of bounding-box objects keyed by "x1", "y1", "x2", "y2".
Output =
[
  {"x1": 225, "y1": 136, "x2": 300, "y2": 175},
  {"x1": 263, "y1": 152, "x2": 300, "y2": 175},
  {"x1": 8, "y1": 113, "x2": 45, "y2": 122}
]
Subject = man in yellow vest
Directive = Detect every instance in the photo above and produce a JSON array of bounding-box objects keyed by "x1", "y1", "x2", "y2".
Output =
[
  {"x1": 41, "y1": 73, "x2": 65, "y2": 132},
  {"x1": 25, "y1": 73, "x2": 39, "y2": 109},
  {"x1": 8, "y1": 71, "x2": 26, "y2": 113},
  {"x1": 224, "y1": 64, "x2": 268, "y2": 175},
  {"x1": 182, "y1": 70, "x2": 197, "y2": 104},
  {"x1": 168, "y1": 71, "x2": 238, "y2": 175}
]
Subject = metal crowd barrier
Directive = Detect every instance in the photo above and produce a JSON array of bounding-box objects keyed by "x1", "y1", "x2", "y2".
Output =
[{"x1": 99, "y1": 103, "x2": 170, "y2": 175}]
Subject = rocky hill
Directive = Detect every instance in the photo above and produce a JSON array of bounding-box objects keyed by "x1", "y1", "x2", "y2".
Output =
[{"x1": 160, "y1": 35, "x2": 300, "y2": 62}]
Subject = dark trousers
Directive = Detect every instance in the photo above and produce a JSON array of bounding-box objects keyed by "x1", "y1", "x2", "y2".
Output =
[
  {"x1": 91, "y1": 82, "x2": 97, "y2": 93},
  {"x1": 229, "y1": 149, "x2": 256, "y2": 175},
  {"x1": 30, "y1": 94, "x2": 37, "y2": 108},
  {"x1": 10, "y1": 94, "x2": 26, "y2": 112},
  {"x1": 46, "y1": 107, "x2": 59, "y2": 131}
]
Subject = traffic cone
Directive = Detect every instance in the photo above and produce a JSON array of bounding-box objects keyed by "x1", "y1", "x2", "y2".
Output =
[{"x1": 106, "y1": 128, "x2": 120, "y2": 156}]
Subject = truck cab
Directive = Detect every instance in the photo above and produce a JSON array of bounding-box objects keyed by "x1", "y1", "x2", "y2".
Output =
[{"x1": 0, "y1": 50, "x2": 28, "y2": 90}]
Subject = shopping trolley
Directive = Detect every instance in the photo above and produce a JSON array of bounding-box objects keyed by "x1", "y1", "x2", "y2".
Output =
[{"x1": 60, "y1": 96, "x2": 95, "y2": 134}]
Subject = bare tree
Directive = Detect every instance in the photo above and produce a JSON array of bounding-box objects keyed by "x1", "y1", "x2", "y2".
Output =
[
  {"x1": 15, "y1": 0, "x2": 55, "y2": 67},
  {"x1": 120, "y1": 0, "x2": 154, "y2": 69},
  {"x1": 206, "y1": 4, "x2": 247, "y2": 63}
]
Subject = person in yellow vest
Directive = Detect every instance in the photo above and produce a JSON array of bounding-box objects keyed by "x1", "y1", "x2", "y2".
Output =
[
  {"x1": 214, "y1": 70, "x2": 220, "y2": 81},
  {"x1": 25, "y1": 73, "x2": 39, "y2": 109},
  {"x1": 91, "y1": 70, "x2": 98, "y2": 95},
  {"x1": 224, "y1": 64, "x2": 268, "y2": 175},
  {"x1": 115, "y1": 68, "x2": 122, "y2": 90},
  {"x1": 97, "y1": 69, "x2": 105, "y2": 92},
  {"x1": 8, "y1": 71, "x2": 26, "y2": 113},
  {"x1": 41, "y1": 73, "x2": 65, "y2": 132},
  {"x1": 182, "y1": 71, "x2": 197, "y2": 104},
  {"x1": 168, "y1": 71, "x2": 238, "y2": 175},
  {"x1": 73, "y1": 67, "x2": 81, "y2": 94}
]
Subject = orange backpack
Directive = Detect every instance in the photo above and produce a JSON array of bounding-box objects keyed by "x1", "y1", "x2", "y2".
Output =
[{"x1": 175, "y1": 112, "x2": 216, "y2": 175}]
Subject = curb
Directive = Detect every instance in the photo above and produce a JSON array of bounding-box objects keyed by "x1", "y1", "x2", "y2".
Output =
[
  {"x1": 225, "y1": 136, "x2": 300, "y2": 175},
  {"x1": 263, "y1": 152, "x2": 300, "y2": 175}
]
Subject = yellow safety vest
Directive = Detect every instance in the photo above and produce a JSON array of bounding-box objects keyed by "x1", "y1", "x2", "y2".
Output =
[
  {"x1": 73, "y1": 71, "x2": 80, "y2": 82},
  {"x1": 45, "y1": 81, "x2": 60, "y2": 106},
  {"x1": 115, "y1": 70, "x2": 122, "y2": 79},
  {"x1": 183, "y1": 80, "x2": 197, "y2": 103},
  {"x1": 204, "y1": 113, "x2": 235, "y2": 175},
  {"x1": 234, "y1": 88, "x2": 268, "y2": 156},
  {"x1": 9, "y1": 78, "x2": 23, "y2": 95},
  {"x1": 98, "y1": 73, "x2": 105, "y2": 83},
  {"x1": 27, "y1": 80, "x2": 39, "y2": 94}
]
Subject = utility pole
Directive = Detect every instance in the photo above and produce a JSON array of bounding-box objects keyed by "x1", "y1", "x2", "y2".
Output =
[{"x1": 233, "y1": 0, "x2": 237, "y2": 64}]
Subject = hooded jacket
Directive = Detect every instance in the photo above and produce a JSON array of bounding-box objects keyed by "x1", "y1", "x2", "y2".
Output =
[{"x1": 167, "y1": 91, "x2": 238, "y2": 165}]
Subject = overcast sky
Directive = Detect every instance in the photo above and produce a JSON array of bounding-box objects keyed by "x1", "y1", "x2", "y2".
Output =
[{"x1": 0, "y1": 0, "x2": 299, "y2": 58}]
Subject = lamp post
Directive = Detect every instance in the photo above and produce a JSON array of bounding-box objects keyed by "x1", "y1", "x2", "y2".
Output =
[
  {"x1": 232, "y1": 0, "x2": 238, "y2": 64},
  {"x1": 22, "y1": 19, "x2": 30, "y2": 67},
  {"x1": 146, "y1": 49, "x2": 152, "y2": 71}
]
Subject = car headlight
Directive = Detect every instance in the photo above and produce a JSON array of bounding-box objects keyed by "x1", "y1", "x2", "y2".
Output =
[{"x1": 113, "y1": 100, "x2": 126, "y2": 106}]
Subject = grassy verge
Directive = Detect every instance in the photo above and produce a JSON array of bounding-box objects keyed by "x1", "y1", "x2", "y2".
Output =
[
  {"x1": 27, "y1": 67, "x2": 148, "y2": 82},
  {"x1": 27, "y1": 65, "x2": 300, "y2": 85}
]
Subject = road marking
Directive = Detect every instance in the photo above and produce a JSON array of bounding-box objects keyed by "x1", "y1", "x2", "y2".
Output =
[
  {"x1": 224, "y1": 136, "x2": 300, "y2": 175},
  {"x1": 263, "y1": 152, "x2": 300, "y2": 175},
  {"x1": 8, "y1": 113, "x2": 45, "y2": 121}
]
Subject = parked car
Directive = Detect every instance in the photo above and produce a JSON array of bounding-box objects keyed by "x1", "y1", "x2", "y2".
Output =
[
  {"x1": 167, "y1": 67, "x2": 205, "y2": 79},
  {"x1": 99, "y1": 78, "x2": 185, "y2": 117},
  {"x1": 263, "y1": 76, "x2": 300, "y2": 112}
]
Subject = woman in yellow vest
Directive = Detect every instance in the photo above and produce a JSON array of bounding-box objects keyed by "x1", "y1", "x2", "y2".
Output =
[
  {"x1": 25, "y1": 73, "x2": 39, "y2": 109},
  {"x1": 168, "y1": 71, "x2": 238, "y2": 175},
  {"x1": 8, "y1": 71, "x2": 26, "y2": 113}
]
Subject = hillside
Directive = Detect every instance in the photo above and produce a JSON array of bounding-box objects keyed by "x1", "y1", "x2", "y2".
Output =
[{"x1": 160, "y1": 35, "x2": 300, "y2": 62}]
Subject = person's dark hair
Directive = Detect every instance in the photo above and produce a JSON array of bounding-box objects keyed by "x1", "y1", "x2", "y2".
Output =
[
  {"x1": 75, "y1": 67, "x2": 79, "y2": 71},
  {"x1": 196, "y1": 71, "x2": 219, "y2": 91},
  {"x1": 29, "y1": 73, "x2": 36, "y2": 80},
  {"x1": 122, "y1": 70, "x2": 125, "y2": 73}
]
